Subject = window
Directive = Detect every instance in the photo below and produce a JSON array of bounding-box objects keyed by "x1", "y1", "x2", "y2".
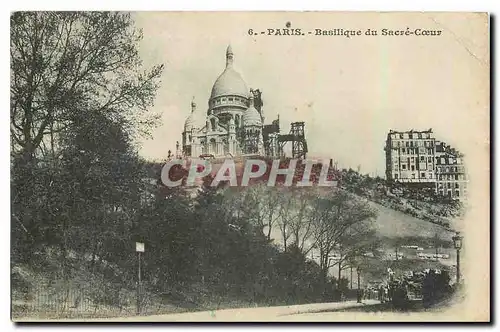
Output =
[
  {"x1": 420, "y1": 156, "x2": 425, "y2": 162},
  {"x1": 429, "y1": 173, "x2": 433, "y2": 179},
  {"x1": 399, "y1": 134, "x2": 403, "y2": 139},
  {"x1": 402, "y1": 164, "x2": 407, "y2": 170},
  {"x1": 412, "y1": 174, "x2": 416, "y2": 179},
  {"x1": 394, "y1": 174, "x2": 399, "y2": 179},
  {"x1": 418, "y1": 133, "x2": 422, "y2": 139},
  {"x1": 447, "y1": 183, "x2": 451, "y2": 189},
  {"x1": 405, "y1": 142, "x2": 409, "y2": 147},
  {"x1": 455, "y1": 174, "x2": 459, "y2": 180},
  {"x1": 411, "y1": 165, "x2": 415, "y2": 171},
  {"x1": 228, "y1": 97, "x2": 234, "y2": 101},
  {"x1": 455, "y1": 190, "x2": 460, "y2": 197},
  {"x1": 455, "y1": 183, "x2": 459, "y2": 189},
  {"x1": 421, "y1": 172, "x2": 426, "y2": 178}
]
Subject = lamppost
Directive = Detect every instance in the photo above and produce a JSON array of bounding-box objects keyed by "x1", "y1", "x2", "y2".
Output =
[
  {"x1": 136, "y1": 242, "x2": 145, "y2": 315},
  {"x1": 452, "y1": 232, "x2": 463, "y2": 284},
  {"x1": 356, "y1": 266, "x2": 362, "y2": 303}
]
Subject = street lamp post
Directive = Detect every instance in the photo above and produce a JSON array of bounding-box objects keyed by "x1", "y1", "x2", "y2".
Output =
[
  {"x1": 452, "y1": 232, "x2": 463, "y2": 284},
  {"x1": 136, "y1": 242, "x2": 145, "y2": 315},
  {"x1": 356, "y1": 266, "x2": 362, "y2": 303}
]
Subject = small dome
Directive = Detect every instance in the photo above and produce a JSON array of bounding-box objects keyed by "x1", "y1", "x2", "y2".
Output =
[
  {"x1": 243, "y1": 94, "x2": 262, "y2": 127},
  {"x1": 184, "y1": 99, "x2": 204, "y2": 131},
  {"x1": 210, "y1": 45, "x2": 249, "y2": 99}
]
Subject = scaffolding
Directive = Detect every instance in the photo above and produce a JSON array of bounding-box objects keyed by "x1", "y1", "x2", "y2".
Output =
[{"x1": 278, "y1": 121, "x2": 308, "y2": 159}]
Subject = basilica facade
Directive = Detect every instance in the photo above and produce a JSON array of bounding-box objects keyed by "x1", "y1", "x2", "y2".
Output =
[{"x1": 181, "y1": 45, "x2": 266, "y2": 159}]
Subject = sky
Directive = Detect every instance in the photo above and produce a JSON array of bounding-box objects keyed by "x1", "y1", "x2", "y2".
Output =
[{"x1": 132, "y1": 12, "x2": 489, "y2": 177}]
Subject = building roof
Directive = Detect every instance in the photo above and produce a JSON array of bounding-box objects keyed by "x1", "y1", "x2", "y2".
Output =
[
  {"x1": 388, "y1": 128, "x2": 433, "y2": 135},
  {"x1": 184, "y1": 99, "x2": 204, "y2": 131},
  {"x1": 243, "y1": 94, "x2": 262, "y2": 126},
  {"x1": 210, "y1": 45, "x2": 249, "y2": 100}
]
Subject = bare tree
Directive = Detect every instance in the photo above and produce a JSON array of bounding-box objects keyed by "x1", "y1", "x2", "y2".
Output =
[
  {"x1": 276, "y1": 188, "x2": 295, "y2": 252},
  {"x1": 309, "y1": 189, "x2": 378, "y2": 278},
  {"x1": 284, "y1": 188, "x2": 317, "y2": 254},
  {"x1": 241, "y1": 183, "x2": 284, "y2": 241}
]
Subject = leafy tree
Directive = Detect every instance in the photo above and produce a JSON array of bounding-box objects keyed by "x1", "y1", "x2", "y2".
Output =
[
  {"x1": 11, "y1": 12, "x2": 164, "y2": 265},
  {"x1": 11, "y1": 12, "x2": 163, "y2": 164}
]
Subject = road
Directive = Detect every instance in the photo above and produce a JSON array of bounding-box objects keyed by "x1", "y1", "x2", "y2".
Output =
[
  {"x1": 100, "y1": 300, "x2": 380, "y2": 322},
  {"x1": 17, "y1": 300, "x2": 381, "y2": 322}
]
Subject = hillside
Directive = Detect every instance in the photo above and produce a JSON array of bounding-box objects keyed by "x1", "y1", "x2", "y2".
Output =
[
  {"x1": 369, "y1": 201, "x2": 455, "y2": 239},
  {"x1": 266, "y1": 197, "x2": 455, "y2": 248}
]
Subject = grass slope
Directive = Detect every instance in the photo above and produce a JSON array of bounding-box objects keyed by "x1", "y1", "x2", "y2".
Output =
[{"x1": 370, "y1": 201, "x2": 455, "y2": 239}]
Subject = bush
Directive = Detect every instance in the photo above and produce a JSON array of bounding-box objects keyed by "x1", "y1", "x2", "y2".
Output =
[
  {"x1": 390, "y1": 282, "x2": 411, "y2": 311},
  {"x1": 422, "y1": 270, "x2": 453, "y2": 308}
]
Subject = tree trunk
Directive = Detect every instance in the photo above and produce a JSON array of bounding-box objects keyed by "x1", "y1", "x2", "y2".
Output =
[{"x1": 338, "y1": 260, "x2": 342, "y2": 283}]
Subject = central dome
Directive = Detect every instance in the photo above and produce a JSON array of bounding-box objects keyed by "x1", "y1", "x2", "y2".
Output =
[{"x1": 210, "y1": 45, "x2": 249, "y2": 100}]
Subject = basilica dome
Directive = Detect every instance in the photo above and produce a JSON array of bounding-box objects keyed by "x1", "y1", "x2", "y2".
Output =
[
  {"x1": 243, "y1": 94, "x2": 262, "y2": 127},
  {"x1": 184, "y1": 100, "x2": 203, "y2": 131},
  {"x1": 210, "y1": 45, "x2": 249, "y2": 100}
]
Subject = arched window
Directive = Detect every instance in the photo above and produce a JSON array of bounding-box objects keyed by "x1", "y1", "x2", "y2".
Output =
[{"x1": 210, "y1": 138, "x2": 217, "y2": 154}]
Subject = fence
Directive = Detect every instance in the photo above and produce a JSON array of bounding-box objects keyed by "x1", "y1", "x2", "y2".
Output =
[{"x1": 12, "y1": 284, "x2": 172, "y2": 320}]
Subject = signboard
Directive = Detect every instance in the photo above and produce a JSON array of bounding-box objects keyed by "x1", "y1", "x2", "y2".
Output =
[{"x1": 136, "y1": 242, "x2": 145, "y2": 252}]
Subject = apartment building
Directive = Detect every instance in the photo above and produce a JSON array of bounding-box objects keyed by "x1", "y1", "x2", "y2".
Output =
[
  {"x1": 384, "y1": 129, "x2": 436, "y2": 186},
  {"x1": 384, "y1": 129, "x2": 467, "y2": 200},
  {"x1": 435, "y1": 141, "x2": 468, "y2": 199}
]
